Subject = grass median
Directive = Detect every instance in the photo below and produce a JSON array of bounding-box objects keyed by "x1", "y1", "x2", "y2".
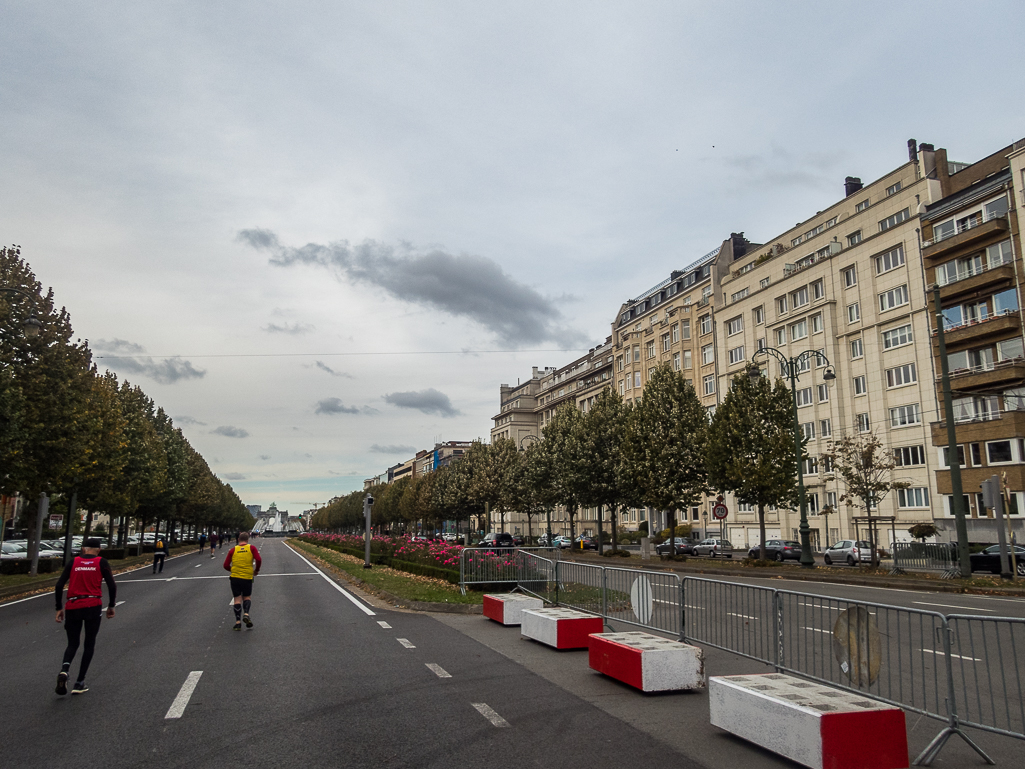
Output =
[{"x1": 289, "y1": 538, "x2": 482, "y2": 606}]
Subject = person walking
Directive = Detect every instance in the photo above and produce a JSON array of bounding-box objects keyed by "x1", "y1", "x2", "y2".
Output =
[
  {"x1": 153, "y1": 534, "x2": 169, "y2": 573},
  {"x1": 54, "y1": 538, "x2": 116, "y2": 695},
  {"x1": 209, "y1": 532, "x2": 218, "y2": 558},
  {"x1": 223, "y1": 531, "x2": 261, "y2": 631},
  {"x1": 198, "y1": 532, "x2": 207, "y2": 552}
]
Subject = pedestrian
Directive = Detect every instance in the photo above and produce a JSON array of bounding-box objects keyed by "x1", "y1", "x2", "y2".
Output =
[
  {"x1": 209, "y1": 532, "x2": 218, "y2": 558},
  {"x1": 54, "y1": 538, "x2": 116, "y2": 695},
  {"x1": 198, "y1": 532, "x2": 207, "y2": 551},
  {"x1": 234, "y1": 531, "x2": 239, "y2": 545},
  {"x1": 153, "y1": 534, "x2": 169, "y2": 573},
  {"x1": 218, "y1": 533, "x2": 224, "y2": 549},
  {"x1": 222, "y1": 531, "x2": 261, "y2": 631}
]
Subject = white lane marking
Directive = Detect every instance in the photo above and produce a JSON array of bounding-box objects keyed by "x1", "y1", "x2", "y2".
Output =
[
  {"x1": 472, "y1": 702, "x2": 509, "y2": 727},
  {"x1": 0, "y1": 592, "x2": 47, "y2": 607},
  {"x1": 397, "y1": 638, "x2": 416, "y2": 649},
  {"x1": 919, "y1": 648, "x2": 981, "y2": 662},
  {"x1": 378, "y1": 621, "x2": 392, "y2": 629},
  {"x1": 194, "y1": 564, "x2": 202, "y2": 568},
  {"x1": 286, "y1": 545, "x2": 376, "y2": 616},
  {"x1": 727, "y1": 612, "x2": 757, "y2": 620},
  {"x1": 914, "y1": 601, "x2": 994, "y2": 612},
  {"x1": 167, "y1": 577, "x2": 177, "y2": 581},
  {"x1": 165, "y1": 671, "x2": 203, "y2": 719},
  {"x1": 115, "y1": 601, "x2": 126, "y2": 606},
  {"x1": 803, "y1": 627, "x2": 831, "y2": 634},
  {"x1": 798, "y1": 603, "x2": 842, "y2": 611},
  {"x1": 426, "y1": 663, "x2": 451, "y2": 678}
]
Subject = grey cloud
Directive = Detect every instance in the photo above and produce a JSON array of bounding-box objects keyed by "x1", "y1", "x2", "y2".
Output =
[
  {"x1": 239, "y1": 228, "x2": 586, "y2": 348},
  {"x1": 259, "y1": 455, "x2": 271, "y2": 460},
  {"x1": 175, "y1": 415, "x2": 207, "y2": 426},
  {"x1": 93, "y1": 338, "x2": 206, "y2": 385},
  {"x1": 263, "y1": 322, "x2": 314, "y2": 335},
  {"x1": 212, "y1": 425, "x2": 250, "y2": 438},
  {"x1": 94, "y1": 338, "x2": 145, "y2": 354},
  {"x1": 315, "y1": 398, "x2": 359, "y2": 415},
  {"x1": 383, "y1": 388, "x2": 460, "y2": 417},
  {"x1": 370, "y1": 443, "x2": 417, "y2": 454},
  {"x1": 221, "y1": 472, "x2": 247, "y2": 480},
  {"x1": 314, "y1": 361, "x2": 352, "y2": 378}
]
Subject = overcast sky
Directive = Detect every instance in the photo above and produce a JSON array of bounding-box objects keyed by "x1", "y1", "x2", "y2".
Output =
[{"x1": 2, "y1": 2, "x2": 1022, "y2": 515}]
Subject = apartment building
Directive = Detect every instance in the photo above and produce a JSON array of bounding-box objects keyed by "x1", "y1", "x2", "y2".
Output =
[
  {"x1": 921, "y1": 141, "x2": 1025, "y2": 541},
  {"x1": 491, "y1": 367, "x2": 552, "y2": 447}
]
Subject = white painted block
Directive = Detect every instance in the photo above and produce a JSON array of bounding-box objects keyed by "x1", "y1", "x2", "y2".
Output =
[
  {"x1": 521, "y1": 607, "x2": 603, "y2": 649},
  {"x1": 589, "y1": 631, "x2": 705, "y2": 691},
  {"x1": 482, "y1": 593, "x2": 543, "y2": 625}
]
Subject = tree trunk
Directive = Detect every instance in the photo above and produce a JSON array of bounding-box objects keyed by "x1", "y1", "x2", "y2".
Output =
[
  {"x1": 668, "y1": 510, "x2": 676, "y2": 555},
  {"x1": 758, "y1": 503, "x2": 767, "y2": 561},
  {"x1": 611, "y1": 507, "x2": 619, "y2": 553}
]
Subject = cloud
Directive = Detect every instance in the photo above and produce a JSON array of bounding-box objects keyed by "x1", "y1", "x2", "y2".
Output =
[
  {"x1": 93, "y1": 339, "x2": 206, "y2": 385},
  {"x1": 175, "y1": 415, "x2": 207, "y2": 426},
  {"x1": 259, "y1": 455, "x2": 270, "y2": 460},
  {"x1": 314, "y1": 398, "x2": 359, "y2": 415},
  {"x1": 239, "y1": 229, "x2": 587, "y2": 348},
  {"x1": 221, "y1": 472, "x2": 247, "y2": 480},
  {"x1": 263, "y1": 322, "x2": 314, "y2": 335},
  {"x1": 314, "y1": 360, "x2": 352, "y2": 378},
  {"x1": 370, "y1": 443, "x2": 417, "y2": 454},
  {"x1": 212, "y1": 425, "x2": 250, "y2": 438},
  {"x1": 383, "y1": 388, "x2": 460, "y2": 417}
]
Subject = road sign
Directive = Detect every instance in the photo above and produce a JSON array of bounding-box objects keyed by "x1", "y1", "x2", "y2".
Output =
[
  {"x1": 48, "y1": 514, "x2": 63, "y2": 530},
  {"x1": 712, "y1": 504, "x2": 728, "y2": 520}
]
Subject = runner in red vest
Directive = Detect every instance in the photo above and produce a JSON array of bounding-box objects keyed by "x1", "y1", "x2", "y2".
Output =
[
  {"x1": 223, "y1": 531, "x2": 261, "y2": 630},
  {"x1": 53, "y1": 538, "x2": 117, "y2": 695}
]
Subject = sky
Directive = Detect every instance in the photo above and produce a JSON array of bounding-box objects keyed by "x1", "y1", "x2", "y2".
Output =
[{"x1": 2, "y1": 2, "x2": 1023, "y2": 514}]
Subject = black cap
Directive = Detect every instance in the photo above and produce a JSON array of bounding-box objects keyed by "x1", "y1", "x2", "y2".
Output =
[{"x1": 83, "y1": 538, "x2": 102, "y2": 549}]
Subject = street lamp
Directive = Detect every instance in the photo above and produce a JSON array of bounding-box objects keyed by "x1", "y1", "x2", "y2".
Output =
[
  {"x1": 0, "y1": 286, "x2": 42, "y2": 338},
  {"x1": 749, "y1": 347, "x2": 835, "y2": 568}
]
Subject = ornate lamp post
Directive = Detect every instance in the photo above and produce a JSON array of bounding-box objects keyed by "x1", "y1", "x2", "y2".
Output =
[
  {"x1": 749, "y1": 347, "x2": 835, "y2": 568},
  {"x1": 0, "y1": 287, "x2": 42, "y2": 337}
]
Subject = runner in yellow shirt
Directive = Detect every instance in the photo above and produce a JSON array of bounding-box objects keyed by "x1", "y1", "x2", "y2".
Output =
[{"x1": 222, "y1": 531, "x2": 261, "y2": 631}]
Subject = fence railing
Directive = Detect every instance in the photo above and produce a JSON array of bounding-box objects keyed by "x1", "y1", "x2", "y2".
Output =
[
  {"x1": 891, "y1": 542, "x2": 961, "y2": 578},
  {"x1": 510, "y1": 560, "x2": 1021, "y2": 765},
  {"x1": 459, "y1": 547, "x2": 559, "y2": 595}
]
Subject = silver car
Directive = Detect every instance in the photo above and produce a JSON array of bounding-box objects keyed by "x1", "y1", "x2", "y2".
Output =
[
  {"x1": 693, "y1": 538, "x2": 734, "y2": 558},
  {"x1": 823, "y1": 540, "x2": 873, "y2": 566}
]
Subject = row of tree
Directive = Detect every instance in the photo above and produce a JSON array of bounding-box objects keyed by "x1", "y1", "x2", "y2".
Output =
[
  {"x1": 314, "y1": 362, "x2": 909, "y2": 562},
  {"x1": 0, "y1": 246, "x2": 253, "y2": 571}
]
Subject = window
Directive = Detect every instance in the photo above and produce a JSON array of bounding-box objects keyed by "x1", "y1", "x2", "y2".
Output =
[
  {"x1": 819, "y1": 419, "x2": 832, "y2": 437},
  {"x1": 879, "y1": 284, "x2": 909, "y2": 312},
  {"x1": 842, "y1": 266, "x2": 857, "y2": 288},
  {"x1": 953, "y1": 395, "x2": 999, "y2": 423},
  {"x1": 856, "y1": 199, "x2": 870, "y2": 213},
  {"x1": 702, "y1": 344, "x2": 714, "y2": 365},
  {"x1": 796, "y1": 387, "x2": 813, "y2": 407},
  {"x1": 616, "y1": 355, "x2": 624, "y2": 371},
  {"x1": 851, "y1": 338, "x2": 864, "y2": 359},
  {"x1": 633, "y1": 345, "x2": 640, "y2": 361},
  {"x1": 703, "y1": 375, "x2": 715, "y2": 395},
  {"x1": 805, "y1": 223, "x2": 825, "y2": 240},
  {"x1": 941, "y1": 445, "x2": 966, "y2": 468},
  {"x1": 650, "y1": 314, "x2": 658, "y2": 325},
  {"x1": 987, "y1": 441, "x2": 1014, "y2": 464},
  {"x1": 817, "y1": 384, "x2": 829, "y2": 402},
  {"x1": 672, "y1": 352, "x2": 681, "y2": 371},
  {"x1": 634, "y1": 372, "x2": 641, "y2": 388},
  {"x1": 648, "y1": 367, "x2": 656, "y2": 381},
  {"x1": 647, "y1": 342, "x2": 656, "y2": 359},
  {"x1": 699, "y1": 314, "x2": 712, "y2": 335},
  {"x1": 671, "y1": 324, "x2": 680, "y2": 343},
  {"x1": 894, "y1": 445, "x2": 925, "y2": 467},
  {"x1": 730, "y1": 287, "x2": 749, "y2": 303},
  {"x1": 810, "y1": 314, "x2": 823, "y2": 334},
  {"x1": 681, "y1": 320, "x2": 691, "y2": 339},
  {"x1": 791, "y1": 287, "x2": 809, "y2": 309},
  {"x1": 987, "y1": 239, "x2": 1013, "y2": 267},
  {"x1": 856, "y1": 413, "x2": 870, "y2": 432},
  {"x1": 756, "y1": 337, "x2": 766, "y2": 351},
  {"x1": 889, "y1": 403, "x2": 922, "y2": 427},
  {"x1": 792, "y1": 236, "x2": 802, "y2": 247},
  {"x1": 661, "y1": 333, "x2": 671, "y2": 352},
  {"x1": 813, "y1": 348, "x2": 826, "y2": 367},
  {"x1": 971, "y1": 442, "x2": 983, "y2": 465},
  {"x1": 897, "y1": 488, "x2": 929, "y2": 508},
  {"x1": 753, "y1": 306, "x2": 765, "y2": 325},
  {"x1": 948, "y1": 347, "x2": 994, "y2": 373},
  {"x1": 618, "y1": 379, "x2": 624, "y2": 395},
  {"x1": 794, "y1": 356, "x2": 811, "y2": 374},
  {"x1": 847, "y1": 230, "x2": 862, "y2": 246},
  {"x1": 760, "y1": 277, "x2": 771, "y2": 289},
  {"x1": 803, "y1": 457, "x2": 819, "y2": 475},
  {"x1": 875, "y1": 245, "x2": 905, "y2": 274},
  {"x1": 886, "y1": 363, "x2": 917, "y2": 388},
  {"x1": 790, "y1": 320, "x2": 808, "y2": 341},
  {"x1": 800, "y1": 421, "x2": 815, "y2": 439},
  {"x1": 811, "y1": 280, "x2": 825, "y2": 301},
  {"x1": 726, "y1": 316, "x2": 743, "y2": 336},
  {"x1": 886, "y1": 181, "x2": 902, "y2": 196},
  {"x1": 853, "y1": 375, "x2": 867, "y2": 395},
  {"x1": 776, "y1": 296, "x2": 788, "y2": 315},
  {"x1": 728, "y1": 346, "x2": 745, "y2": 365},
  {"x1": 882, "y1": 324, "x2": 913, "y2": 349},
  {"x1": 985, "y1": 195, "x2": 1009, "y2": 220},
  {"x1": 879, "y1": 208, "x2": 910, "y2": 232},
  {"x1": 994, "y1": 288, "x2": 1019, "y2": 315},
  {"x1": 775, "y1": 328, "x2": 787, "y2": 346},
  {"x1": 683, "y1": 350, "x2": 692, "y2": 369}
]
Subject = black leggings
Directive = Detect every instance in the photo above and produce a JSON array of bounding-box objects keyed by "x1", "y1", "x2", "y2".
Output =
[{"x1": 63, "y1": 605, "x2": 102, "y2": 681}]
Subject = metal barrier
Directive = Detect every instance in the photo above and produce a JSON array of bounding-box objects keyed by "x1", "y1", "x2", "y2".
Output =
[
  {"x1": 516, "y1": 551, "x2": 558, "y2": 603},
  {"x1": 459, "y1": 547, "x2": 559, "y2": 595},
  {"x1": 604, "y1": 565, "x2": 683, "y2": 637},
  {"x1": 682, "y1": 577, "x2": 776, "y2": 663},
  {"x1": 891, "y1": 542, "x2": 961, "y2": 578}
]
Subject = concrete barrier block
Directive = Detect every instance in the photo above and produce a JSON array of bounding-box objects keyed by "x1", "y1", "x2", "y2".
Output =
[
  {"x1": 521, "y1": 608, "x2": 604, "y2": 649},
  {"x1": 482, "y1": 593, "x2": 543, "y2": 625},
  {"x1": 588, "y1": 631, "x2": 705, "y2": 691},
  {"x1": 709, "y1": 674, "x2": 908, "y2": 769}
]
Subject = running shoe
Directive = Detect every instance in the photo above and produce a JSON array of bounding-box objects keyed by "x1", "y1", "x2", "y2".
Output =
[
  {"x1": 233, "y1": 621, "x2": 242, "y2": 631},
  {"x1": 71, "y1": 682, "x2": 88, "y2": 695},
  {"x1": 243, "y1": 613, "x2": 253, "y2": 628},
  {"x1": 55, "y1": 671, "x2": 68, "y2": 696}
]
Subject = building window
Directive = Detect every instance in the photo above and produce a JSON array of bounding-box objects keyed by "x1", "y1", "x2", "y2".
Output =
[
  {"x1": 885, "y1": 363, "x2": 917, "y2": 388},
  {"x1": 817, "y1": 383, "x2": 829, "y2": 402},
  {"x1": 776, "y1": 296, "x2": 788, "y2": 316},
  {"x1": 803, "y1": 457, "x2": 818, "y2": 475},
  {"x1": 728, "y1": 346, "x2": 745, "y2": 365},
  {"x1": 775, "y1": 327, "x2": 787, "y2": 346},
  {"x1": 886, "y1": 181, "x2": 902, "y2": 196},
  {"x1": 699, "y1": 314, "x2": 712, "y2": 335},
  {"x1": 702, "y1": 344, "x2": 714, "y2": 365},
  {"x1": 681, "y1": 320, "x2": 691, "y2": 339},
  {"x1": 759, "y1": 277, "x2": 771, "y2": 289},
  {"x1": 987, "y1": 440, "x2": 1014, "y2": 464},
  {"x1": 673, "y1": 352, "x2": 681, "y2": 371},
  {"x1": 616, "y1": 355, "x2": 624, "y2": 371},
  {"x1": 879, "y1": 208, "x2": 911, "y2": 232},
  {"x1": 897, "y1": 488, "x2": 929, "y2": 508},
  {"x1": 842, "y1": 266, "x2": 857, "y2": 288},
  {"x1": 889, "y1": 403, "x2": 922, "y2": 427},
  {"x1": 754, "y1": 306, "x2": 765, "y2": 325},
  {"x1": 851, "y1": 338, "x2": 863, "y2": 359},
  {"x1": 875, "y1": 245, "x2": 905, "y2": 275},
  {"x1": 796, "y1": 387, "x2": 813, "y2": 407},
  {"x1": 856, "y1": 413, "x2": 870, "y2": 432},
  {"x1": 662, "y1": 333, "x2": 671, "y2": 352},
  {"x1": 811, "y1": 280, "x2": 825, "y2": 301},
  {"x1": 634, "y1": 372, "x2": 641, "y2": 389},
  {"x1": 683, "y1": 350, "x2": 692, "y2": 369},
  {"x1": 894, "y1": 445, "x2": 926, "y2": 467},
  {"x1": 726, "y1": 316, "x2": 744, "y2": 336},
  {"x1": 672, "y1": 324, "x2": 680, "y2": 343},
  {"x1": 757, "y1": 337, "x2": 766, "y2": 351},
  {"x1": 819, "y1": 419, "x2": 832, "y2": 438},
  {"x1": 647, "y1": 342, "x2": 656, "y2": 359},
  {"x1": 810, "y1": 314, "x2": 823, "y2": 334},
  {"x1": 730, "y1": 287, "x2": 749, "y2": 303},
  {"x1": 847, "y1": 230, "x2": 862, "y2": 247},
  {"x1": 971, "y1": 443, "x2": 983, "y2": 465},
  {"x1": 879, "y1": 284, "x2": 909, "y2": 312},
  {"x1": 792, "y1": 236, "x2": 802, "y2": 247},
  {"x1": 941, "y1": 445, "x2": 966, "y2": 468},
  {"x1": 633, "y1": 345, "x2": 640, "y2": 361},
  {"x1": 618, "y1": 379, "x2": 624, "y2": 395},
  {"x1": 791, "y1": 287, "x2": 809, "y2": 309},
  {"x1": 856, "y1": 199, "x2": 870, "y2": 213},
  {"x1": 790, "y1": 319, "x2": 808, "y2": 341},
  {"x1": 882, "y1": 324, "x2": 913, "y2": 350},
  {"x1": 847, "y1": 303, "x2": 860, "y2": 324},
  {"x1": 703, "y1": 375, "x2": 716, "y2": 395},
  {"x1": 853, "y1": 375, "x2": 867, "y2": 395},
  {"x1": 800, "y1": 421, "x2": 816, "y2": 439}
]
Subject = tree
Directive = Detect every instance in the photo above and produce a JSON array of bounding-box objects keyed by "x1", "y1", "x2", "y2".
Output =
[
  {"x1": 537, "y1": 404, "x2": 589, "y2": 542},
  {"x1": 627, "y1": 365, "x2": 708, "y2": 554},
  {"x1": 822, "y1": 432, "x2": 911, "y2": 568},
  {"x1": 707, "y1": 370, "x2": 800, "y2": 560}
]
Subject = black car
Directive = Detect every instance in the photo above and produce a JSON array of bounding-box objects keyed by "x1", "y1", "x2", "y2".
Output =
[
  {"x1": 747, "y1": 539, "x2": 802, "y2": 562},
  {"x1": 655, "y1": 538, "x2": 694, "y2": 555},
  {"x1": 478, "y1": 532, "x2": 516, "y2": 550},
  {"x1": 572, "y1": 536, "x2": 597, "y2": 550},
  {"x1": 969, "y1": 544, "x2": 1025, "y2": 576}
]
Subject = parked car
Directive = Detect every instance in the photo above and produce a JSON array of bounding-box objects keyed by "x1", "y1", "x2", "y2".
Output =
[
  {"x1": 512, "y1": 534, "x2": 525, "y2": 546},
  {"x1": 823, "y1": 540, "x2": 873, "y2": 566},
  {"x1": 655, "y1": 538, "x2": 694, "y2": 555},
  {"x1": 1, "y1": 540, "x2": 62, "y2": 559},
  {"x1": 572, "y1": 536, "x2": 597, "y2": 551},
  {"x1": 477, "y1": 532, "x2": 516, "y2": 550},
  {"x1": 442, "y1": 533, "x2": 458, "y2": 543},
  {"x1": 969, "y1": 545, "x2": 1025, "y2": 576},
  {"x1": 693, "y1": 538, "x2": 734, "y2": 558},
  {"x1": 747, "y1": 539, "x2": 802, "y2": 562},
  {"x1": 553, "y1": 535, "x2": 573, "y2": 549}
]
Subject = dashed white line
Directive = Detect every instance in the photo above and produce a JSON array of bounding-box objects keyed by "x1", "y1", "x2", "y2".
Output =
[
  {"x1": 115, "y1": 601, "x2": 126, "y2": 607},
  {"x1": 919, "y1": 648, "x2": 981, "y2": 662},
  {"x1": 377, "y1": 621, "x2": 392, "y2": 629},
  {"x1": 914, "y1": 601, "x2": 994, "y2": 612},
  {"x1": 286, "y1": 546, "x2": 376, "y2": 616},
  {"x1": 472, "y1": 702, "x2": 509, "y2": 727},
  {"x1": 803, "y1": 627, "x2": 831, "y2": 634},
  {"x1": 397, "y1": 638, "x2": 416, "y2": 649},
  {"x1": 727, "y1": 612, "x2": 757, "y2": 620},
  {"x1": 426, "y1": 663, "x2": 451, "y2": 678},
  {"x1": 194, "y1": 564, "x2": 202, "y2": 568},
  {"x1": 165, "y1": 671, "x2": 203, "y2": 719}
]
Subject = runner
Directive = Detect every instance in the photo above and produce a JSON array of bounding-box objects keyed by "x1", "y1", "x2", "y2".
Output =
[
  {"x1": 53, "y1": 538, "x2": 116, "y2": 695},
  {"x1": 222, "y1": 531, "x2": 261, "y2": 630},
  {"x1": 153, "y1": 534, "x2": 169, "y2": 573},
  {"x1": 209, "y1": 532, "x2": 218, "y2": 558}
]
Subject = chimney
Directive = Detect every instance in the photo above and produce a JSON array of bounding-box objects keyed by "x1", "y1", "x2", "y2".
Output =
[
  {"x1": 908, "y1": 139, "x2": 918, "y2": 163},
  {"x1": 919, "y1": 143, "x2": 937, "y2": 179},
  {"x1": 844, "y1": 177, "x2": 863, "y2": 197},
  {"x1": 730, "y1": 232, "x2": 749, "y2": 259}
]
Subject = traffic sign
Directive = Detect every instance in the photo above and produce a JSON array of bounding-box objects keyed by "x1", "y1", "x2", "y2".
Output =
[{"x1": 712, "y1": 504, "x2": 728, "y2": 520}]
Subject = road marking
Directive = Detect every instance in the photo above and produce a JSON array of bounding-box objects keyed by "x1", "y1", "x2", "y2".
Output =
[
  {"x1": 798, "y1": 603, "x2": 842, "y2": 611},
  {"x1": 286, "y1": 545, "x2": 376, "y2": 616},
  {"x1": 165, "y1": 671, "x2": 203, "y2": 719},
  {"x1": 914, "y1": 601, "x2": 994, "y2": 612},
  {"x1": 803, "y1": 627, "x2": 831, "y2": 634},
  {"x1": 426, "y1": 663, "x2": 451, "y2": 678},
  {"x1": 115, "y1": 601, "x2": 126, "y2": 606},
  {"x1": 727, "y1": 612, "x2": 757, "y2": 620},
  {"x1": 194, "y1": 564, "x2": 202, "y2": 568},
  {"x1": 919, "y1": 648, "x2": 981, "y2": 662},
  {"x1": 397, "y1": 638, "x2": 415, "y2": 649},
  {"x1": 378, "y1": 621, "x2": 392, "y2": 629},
  {"x1": 472, "y1": 702, "x2": 509, "y2": 727},
  {"x1": 0, "y1": 593, "x2": 47, "y2": 607}
]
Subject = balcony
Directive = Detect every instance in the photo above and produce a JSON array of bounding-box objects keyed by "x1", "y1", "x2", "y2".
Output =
[
  {"x1": 933, "y1": 311, "x2": 1022, "y2": 346},
  {"x1": 931, "y1": 407, "x2": 1025, "y2": 444},
  {"x1": 938, "y1": 358, "x2": 1025, "y2": 391},
  {"x1": 935, "y1": 262, "x2": 1015, "y2": 302},
  {"x1": 923, "y1": 216, "x2": 1010, "y2": 260}
]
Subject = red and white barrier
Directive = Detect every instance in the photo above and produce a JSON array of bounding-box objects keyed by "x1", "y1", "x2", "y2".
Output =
[
  {"x1": 709, "y1": 674, "x2": 908, "y2": 769},
  {"x1": 521, "y1": 608, "x2": 604, "y2": 649},
  {"x1": 588, "y1": 631, "x2": 705, "y2": 691},
  {"x1": 482, "y1": 593, "x2": 543, "y2": 625}
]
